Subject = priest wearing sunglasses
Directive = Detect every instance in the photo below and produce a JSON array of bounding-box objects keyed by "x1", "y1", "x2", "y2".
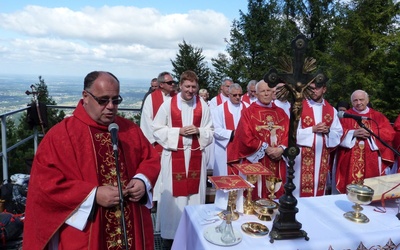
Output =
[{"x1": 23, "y1": 71, "x2": 161, "y2": 250}]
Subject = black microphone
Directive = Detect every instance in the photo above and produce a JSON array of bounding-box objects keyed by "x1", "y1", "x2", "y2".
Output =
[
  {"x1": 337, "y1": 111, "x2": 371, "y2": 120},
  {"x1": 108, "y1": 123, "x2": 119, "y2": 151}
]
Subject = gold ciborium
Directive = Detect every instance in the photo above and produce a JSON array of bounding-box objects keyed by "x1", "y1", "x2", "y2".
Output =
[
  {"x1": 253, "y1": 198, "x2": 278, "y2": 221},
  {"x1": 344, "y1": 184, "x2": 374, "y2": 223},
  {"x1": 243, "y1": 174, "x2": 257, "y2": 215},
  {"x1": 266, "y1": 176, "x2": 282, "y2": 200}
]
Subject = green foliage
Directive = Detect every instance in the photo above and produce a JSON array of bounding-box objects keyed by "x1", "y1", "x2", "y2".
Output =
[
  {"x1": 325, "y1": 0, "x2": 400, "y2": 121},
  {"x1": 171, "y1": 40, "x2": 211, "y2": 91}
]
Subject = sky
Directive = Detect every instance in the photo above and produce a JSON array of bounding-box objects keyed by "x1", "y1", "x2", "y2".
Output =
[{"x1": 0, "y1": 1, "x2": 249, "y2": 81}]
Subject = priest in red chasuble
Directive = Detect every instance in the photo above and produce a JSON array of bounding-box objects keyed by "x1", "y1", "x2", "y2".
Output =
[
  {"x1": 228, "y1": 80, "x2": 289, "y2": 199},
  {"x1": 152, "y1": 70, "x2": 213, "y2": 243},
  {"x1": 23, "y1": 71, "x2": 161, "y2": 250},
  {"x1": 294, "y1": 82, "x2": 343, "y2": 197},
  {"x1": 335, "y1": 90, "x2": 395, "y2": 193}
]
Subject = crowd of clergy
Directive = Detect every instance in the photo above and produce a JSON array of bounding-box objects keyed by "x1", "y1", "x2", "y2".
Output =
[{"x1": 139, "y1": 70, "x2": 400, "y2": 248}]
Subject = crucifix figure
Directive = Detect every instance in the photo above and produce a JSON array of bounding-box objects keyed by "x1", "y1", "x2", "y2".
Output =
[{"x1": 263, "y1": 34, "x2": 328, "y2": 242}]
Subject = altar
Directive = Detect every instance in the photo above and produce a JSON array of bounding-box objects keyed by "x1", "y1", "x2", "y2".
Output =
[{"x1": 171, "y1": 194, "x2": 400, "y2": 250}]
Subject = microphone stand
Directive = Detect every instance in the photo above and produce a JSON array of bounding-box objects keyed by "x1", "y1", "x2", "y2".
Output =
[
  {"x1": 112, "y1": 145, "x2": 129, "y2": 250},
  {"x1": 357, "y1": 120, "x2": 400, "y2": 156}
]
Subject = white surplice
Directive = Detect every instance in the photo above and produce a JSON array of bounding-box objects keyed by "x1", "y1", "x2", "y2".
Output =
[
  {"x1": 212, "y1": 101, "x2": 248, "y2": 176},
  {"x1": 152, "y1": 93, "x2": 214, "y2": 240},
  {"x1": 293, "y1": 99, "x2": 343, "y2": 197},
  {"x1": 140, "y1": 91, "x2": 172, "y2": 144},
  {"x1": 209, "y1": 93, "x2": 229, "y2": 111}
]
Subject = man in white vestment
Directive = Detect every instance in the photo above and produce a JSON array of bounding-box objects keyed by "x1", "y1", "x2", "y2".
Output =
[
  {"x1": 213, "y1": 83, "x2": 248, "y2": 176},
  {"x1": 140, "y1": 71, "x2": 176, "y2": 146},
  {"x1": 209, "y1": 78, "x2": 233, "y2": 110},
  {"x1": 241, "y1": 79, "x2": 258, "y2": 105},
  {"x1": 293, "y1": 82, "x2": 343, "y2": 197},
  {"x1": 152, "y1": 70, "x2": 213, "y2": 244},
  {"x1": 140, "y1": 71, "x2": 175, "y2": 203}
]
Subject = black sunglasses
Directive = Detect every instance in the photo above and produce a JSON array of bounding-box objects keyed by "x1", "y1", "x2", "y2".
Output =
[
  {"x1": 162, "y1": 80, "x2": 176, "y2": 85},
  {"x1": 231, "y1": 94, "x2": 243, "y2": 97},
  {"x1": 86, "y1": 90, "x2": 123, "y2": 106}
]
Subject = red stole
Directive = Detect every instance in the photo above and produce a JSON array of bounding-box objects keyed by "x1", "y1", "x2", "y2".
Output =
[
  {"x1": 151, "y1": 89, "x2": 164, "y2": 118},
  {"x1": 241, "y1": 93, "x2": 250, "y2": 105},
  {"x1": 217, "y1": 93, "x2": 223, "y2": 106},
  {"x1": 151, "y1": 89, "x2": 166, "y2": 153},
  {"x1": 171, "y1": 96, "x2": 203, "y2": 196},
  {"x1": 300, "y1": 99, "x2": 334, "y2": 197},
  {"x1": 223, "y1": 101, "x2": 235, "y2": 130}
]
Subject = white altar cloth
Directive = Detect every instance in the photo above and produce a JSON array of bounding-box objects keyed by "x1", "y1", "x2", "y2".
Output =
[{"x1": 172, "y1": 194, "x2": 400, "y2": 250}]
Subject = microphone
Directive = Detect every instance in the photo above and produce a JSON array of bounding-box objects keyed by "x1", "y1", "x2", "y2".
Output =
[
  {"x1": 108, "y1": 123, "x2": 119, "y2": 151},
  {"x1": 337, "y1": 111, "x2": 371, "y2": 120}
]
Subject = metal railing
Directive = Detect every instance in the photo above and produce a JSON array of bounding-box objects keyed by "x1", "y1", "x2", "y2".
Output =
[{"x1": 0, "y1": 105, "x2": 140, "y2": 180}]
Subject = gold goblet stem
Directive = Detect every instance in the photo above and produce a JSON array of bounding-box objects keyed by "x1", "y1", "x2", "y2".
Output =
[{"x1": 243, "y1": 174, "x2": 257, "y2": 215}]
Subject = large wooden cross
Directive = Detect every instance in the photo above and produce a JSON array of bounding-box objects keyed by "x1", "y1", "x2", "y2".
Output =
[{"x1": 263, "y1": 34, "x2": 328, "y2": 242}]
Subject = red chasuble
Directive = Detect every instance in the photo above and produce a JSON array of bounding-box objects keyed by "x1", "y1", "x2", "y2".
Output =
[
  {"x1": 299, "y1": 99, "x2": 334, "y2": 197},
  {"x1": 335, "y1": 108, "x2": 395, "y2": 193},
  {"x1": 170, "y1": 96, "x2": 203, "y2": 196},
  {"x1": 228, "y1": 102, "x2": 289, "y2": 198},
  {"x1": 23, "y1": 100, "x2": 160, "y2": 250}
]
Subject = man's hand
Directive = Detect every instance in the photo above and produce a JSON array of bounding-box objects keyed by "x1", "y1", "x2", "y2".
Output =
[
  {"x1": 125, "y1": 179, "x2": 146, "y2": 203},
  {"x1": 353, "y1": 128, "x2": 370, "y2": 139},
  {"x1": 180, "y1": 125, "x2": 199, "y2": 136},
  {"x1": 266, "y1": 146, "x2": 284, "y2": 160},
  {"x1": 96, "y1": 185, "x2": 126, "y2": 208},
  {"x1": 313, "y1": 122, "x2": 330, "y2": 134}
]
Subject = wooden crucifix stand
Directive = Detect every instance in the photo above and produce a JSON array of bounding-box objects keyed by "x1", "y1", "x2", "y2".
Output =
[{"x1": 264, "y1": 34, "x2": 328, "y2": 243}]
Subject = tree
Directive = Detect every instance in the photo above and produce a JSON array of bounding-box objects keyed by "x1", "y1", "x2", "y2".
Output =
[
  {"x1": 170, "y1": 40, "x2": 211, "y2": 91},
  {"x1": 3, "y1": 76, "x2": 66, "y2": 179},
  {"x1": 223, "y1": 0, "x2": 302, "y2": 90},
  {"x1": 325, "y1": 0, "x2": 400, "y2": 121},
  {"x1": 209, "y1": 53, "x2": 231, "y2": 97}
]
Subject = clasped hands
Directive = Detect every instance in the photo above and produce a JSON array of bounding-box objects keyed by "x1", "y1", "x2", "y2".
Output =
[
  {"x1": 312, "y1": 122, "x2": 330, "y2": 134},
  {"x1": 266, "y1": 146, "x2": 284, "y2": 161},
  {"x1": 180, "y1": 125, "x2": 199, "y2": 136},
  {"x1": 96, "y1": 178, "x2": 145, "y2": 208},
  {"x1": 353, "y1": 128, "x2": 370, "y2": 139}
]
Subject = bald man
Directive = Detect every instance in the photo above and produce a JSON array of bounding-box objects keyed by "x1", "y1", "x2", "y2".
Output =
[{"x1": 335, "y1": 90, "x2": 395, "y2": 194}]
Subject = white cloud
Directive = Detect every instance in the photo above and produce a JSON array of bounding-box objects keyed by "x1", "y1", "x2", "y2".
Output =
[{"x1": 0, "y1": 5, "x2": 232, "y2": 79}]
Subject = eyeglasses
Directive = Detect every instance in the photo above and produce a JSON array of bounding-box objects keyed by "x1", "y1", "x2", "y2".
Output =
[
  {"x1": 85, "y1": 90, "x2": 123, "y2": 106},
  {"x1": 162, "y1": 80, "x2": 176, "y2": 85},
  {"x1": 231, "y1": 94, "x2": 243, "y2": 97}
]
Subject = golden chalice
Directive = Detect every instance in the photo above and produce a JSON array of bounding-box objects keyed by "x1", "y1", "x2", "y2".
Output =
[
  {"x1": 266, "y1": 176, "x2": 282, "y2": 200},
  {"x1": 344, "y1": 184, "x2": 374, "y2": 223}
]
